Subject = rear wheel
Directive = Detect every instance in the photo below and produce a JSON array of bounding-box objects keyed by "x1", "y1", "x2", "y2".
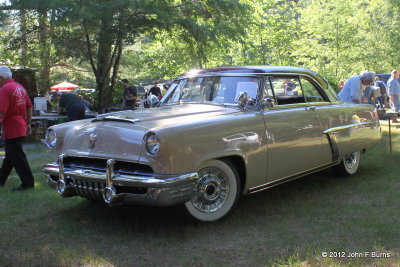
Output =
[
  {"x1": 333, "y1": 151, "x2": 361, "y2": 176},
  {"x1": 185, "y1": 159, "x2": 241, "y2": 222}
]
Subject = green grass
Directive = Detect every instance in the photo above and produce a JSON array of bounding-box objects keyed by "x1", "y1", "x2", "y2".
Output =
[{"x1": 0, "y1": 125, "x2": 399, "y2": 267}]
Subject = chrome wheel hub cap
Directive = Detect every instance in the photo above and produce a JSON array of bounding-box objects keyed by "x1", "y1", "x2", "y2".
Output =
[
  {"x1": 191, "y1": 167, "x2": 229, "y2": 213},
  {"x1": 344, "y1": 152, "x2": 358, "y2": 169}
]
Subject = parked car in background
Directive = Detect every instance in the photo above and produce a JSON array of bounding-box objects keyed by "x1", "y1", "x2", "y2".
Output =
[
  {"x1": 376, "y1": 74, "x2": 390, "y2": 85},
  {"x1": 43, "y1": 66, "x2": 380, "y2": 222},
  {"x1": 136, "y1": 86, "x2": 146, "y2": 97}
]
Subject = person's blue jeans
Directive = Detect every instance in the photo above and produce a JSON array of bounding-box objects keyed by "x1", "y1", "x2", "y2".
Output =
[
  {"x1": 391, "y1": 94, "x2": 400, "y2": 112},
  {"x1": 376, "y1": 96, "x2": 385, "y2": 109}
]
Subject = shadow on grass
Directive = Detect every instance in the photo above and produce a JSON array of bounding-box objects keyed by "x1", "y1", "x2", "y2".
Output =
[
  {"x1": 1, "y1": 137, "x2": 399, "y2": 266},
  {"x1": 52, "y1": 167, "x2": 333, "y2": 225}
]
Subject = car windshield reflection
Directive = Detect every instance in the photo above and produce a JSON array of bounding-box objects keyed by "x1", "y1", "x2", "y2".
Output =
[{"x1": 162, "y1": 76, "x2": 259, "y2": 106}]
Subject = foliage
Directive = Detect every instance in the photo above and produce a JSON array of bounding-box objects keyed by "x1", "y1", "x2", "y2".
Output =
[
  {"x1": 293, "y1": 0, "x2": 400, "y2": 87},
  {"x1": 1, "y1": 0, "x2": 400, "y2": 105}
]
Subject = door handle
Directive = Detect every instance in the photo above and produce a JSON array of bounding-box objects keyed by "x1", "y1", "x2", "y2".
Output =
[{"x1": 305, "y1": 106, "x2": 316, "y2": 111}]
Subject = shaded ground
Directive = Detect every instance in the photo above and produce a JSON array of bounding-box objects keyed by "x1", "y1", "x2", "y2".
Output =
[{"x1": 0, "y1": 124, "x2": 399, "y2": 267}]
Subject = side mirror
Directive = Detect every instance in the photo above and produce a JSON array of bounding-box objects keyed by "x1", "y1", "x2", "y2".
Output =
[
  {"x1": 261, "y1": 97, "x2": 275, "y2": 109},
  {"x1": 236, "y1": 91, "x2": 248, "y2": 108}
]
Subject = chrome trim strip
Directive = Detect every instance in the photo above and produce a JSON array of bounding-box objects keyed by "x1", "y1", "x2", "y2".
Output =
[
  {"x1": 46, "y1": 175, "x2": 196, "y2": 206},
  {"x1": 92, "y1": 116, "x2": 140, "y2": 123},
  {"x1": 324, "y1": 133, "x2": 340, "y2": 162},
  {"x1": 267, "y1": 103, "x2": 310, "y2": 109},
  {"x1": 248, "y1": 163, "x2": 335, "y2": 194},
  {"x1": 323, "y1": 121, "x2": 375, "y2": 134},
  {"x1": 265, "y1": 102, "x2": 332, "y2": 111},
  {"x1": 43, "y1": 163, "x2": 198, "y2": 188},
  {"x1": 59, "y1": 154, "x2": 66, "y2": 182},
  {"x1": 106, "y1": 159, "x2": 116, "y2": 187}
]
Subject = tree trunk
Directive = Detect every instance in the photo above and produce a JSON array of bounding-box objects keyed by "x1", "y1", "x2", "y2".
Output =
[
  {"x1": 95, "y1": 17, "x2": 114, "y2": 109},
  {"x1": 20, "y1": 9, "x2": 28, "y2": 66},
  {"x1": 109, "y1": 39, "x2": 123, "y2": 107},
  {"x1": 38, "y1": 9, "x2": 51, "y2": 95}
]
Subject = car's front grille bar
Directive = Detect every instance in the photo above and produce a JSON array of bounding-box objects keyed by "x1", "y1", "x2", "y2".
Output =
[
  {"x1": 63, "y1": 156, "x2": 153, "y2": 176},
  {"x1": 73, "y1": 179, "x2": 105, "y2": 200}
]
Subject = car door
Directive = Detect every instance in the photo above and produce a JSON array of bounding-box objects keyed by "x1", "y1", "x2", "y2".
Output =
[{"x1": 262, "y1": 76, "x2": 332, "y2": 182}]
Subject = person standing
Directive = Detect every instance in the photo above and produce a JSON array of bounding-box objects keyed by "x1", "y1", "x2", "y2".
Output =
[
  {"x1": 0, "y1": 66, "x2": 35, "y2": 191},
  {"x1": 121, "y1": 79, "x2": 137, "y2": 110},
  {"x1": 58, "y1": 92, "x2": 85, "y2": 121},
  {"x1": 338, "y1": 72, "x2": 375, "y2": 104},
  {"x1": 149, "y1": 81, "x2": 162, "y2": 99},
  {"x1": 387, "y1": 70, "x2": 400, "y2": 122},
  {"x1": 78, "y1": 95, "x2": 91, "y2": 112},
  {"x1": 374, "y1": 76, "x2": 387, "y2": 110}
]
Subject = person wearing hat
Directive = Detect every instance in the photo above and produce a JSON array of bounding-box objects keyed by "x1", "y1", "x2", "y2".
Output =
[
  {"x1": 121, "y1": 79, "x2": 137, "y2": 110},
  {"x1": 338, "y1": 71, "x2": 375, "y2": 104},
  {"x1": 0, "y1": 66, "x2": 35, "y2": 191}
]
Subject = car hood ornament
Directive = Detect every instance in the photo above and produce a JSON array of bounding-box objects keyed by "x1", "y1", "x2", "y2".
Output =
[{"x1": 88, "y1": 133, "x2": 97, "y2": 149}]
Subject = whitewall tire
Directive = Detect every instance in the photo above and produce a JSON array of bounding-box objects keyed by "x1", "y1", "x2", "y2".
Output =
[
  {"x1": 185, "y1": 159, "x2": 241, "y2": 222},
  {"x1": 333, "y1": 151, "x2": 361, "y2": 176}
]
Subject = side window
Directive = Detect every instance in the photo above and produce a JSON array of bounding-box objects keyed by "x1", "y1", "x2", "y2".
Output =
[
  {"x1": 300, "y1": 78, "x2": 325, "y2": 103},
  {"x1": 164, "y1": 80, "x2": 186, "y2": 104},
  {"x1": 269, "y1": 77, "x2": 305, "y2": 105},
  {"x1": 263, "y1": 79, "x2": 274, "y2": 99},
  {"x1": 262, "y1": 78, "x2": 276, "y2": 107}
]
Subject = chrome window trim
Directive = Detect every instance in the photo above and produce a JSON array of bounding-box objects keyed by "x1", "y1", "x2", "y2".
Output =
[{"x1": 170, "y1": 72, "x2": 334, "y2": 107}]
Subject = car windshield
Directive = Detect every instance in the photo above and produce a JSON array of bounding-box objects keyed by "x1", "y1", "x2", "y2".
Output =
[{"x1": 162, "y1": 76, "x2": 259, "y2": 105}]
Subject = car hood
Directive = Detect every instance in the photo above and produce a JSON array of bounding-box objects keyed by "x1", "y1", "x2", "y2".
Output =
[
  {"x1": 96, "y1": 104, "x2": 241, "y2": 129},
  {"x1": 58, "y1": 104, "x2": 241, "y2": 162}
]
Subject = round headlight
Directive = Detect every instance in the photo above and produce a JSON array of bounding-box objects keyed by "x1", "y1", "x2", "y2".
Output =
[
  {"x1": 45, "y1": 129, "x2": 57, "y2": 148},
  {"x1": 145, "y1": 132, "x2": 160, "y2": 156}
]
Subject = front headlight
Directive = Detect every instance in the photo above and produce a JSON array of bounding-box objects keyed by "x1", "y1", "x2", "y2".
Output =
[
  {"x1": 145, "y1": 132, "x2": 160, "y2": 156},
  {"x1": 45, "y1": 128, "x2": 57, "y2": 148}
]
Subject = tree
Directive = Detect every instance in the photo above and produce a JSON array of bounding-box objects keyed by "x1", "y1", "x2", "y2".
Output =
[
  {"x1": 238, "y1": 0, "x2": 298, "y2": 66},
  {"x1": 54, "y1": 0, "x2": 252, "y2": 109},
  {"x1": 294, "y1": 0, "x2": 400, "y2": 85}
]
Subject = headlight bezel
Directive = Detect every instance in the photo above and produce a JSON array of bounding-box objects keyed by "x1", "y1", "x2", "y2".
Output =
[
  {"x1": 145, "y1": 132, "x2": 160, "y2": 156},
  {"x1": 45, "y1": 128, "x2": 57, "y2": 148}
]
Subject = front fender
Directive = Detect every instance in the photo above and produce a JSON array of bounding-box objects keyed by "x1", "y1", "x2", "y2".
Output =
[{"x1": 139, "y1": 111, "x2": 268, "y2": 190}]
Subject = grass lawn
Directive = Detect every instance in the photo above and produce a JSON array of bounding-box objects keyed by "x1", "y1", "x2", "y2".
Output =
[{"x1": 0, "y1": 122, "x2": 399, "y2": 267}]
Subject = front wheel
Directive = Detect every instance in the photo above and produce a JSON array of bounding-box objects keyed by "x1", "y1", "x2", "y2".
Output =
[
  {"x1": 184, "y1": 159, "x2": 241, "y2": 222},
  {"x1": 333, "y1": 151, "x2": 361, "y2": 177}
]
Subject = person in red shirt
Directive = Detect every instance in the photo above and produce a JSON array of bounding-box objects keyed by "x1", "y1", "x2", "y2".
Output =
[{"x1": 0, "y1": 66, "x2": 35, "y2": 191}]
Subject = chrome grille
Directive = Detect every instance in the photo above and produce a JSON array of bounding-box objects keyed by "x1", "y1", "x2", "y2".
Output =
[
  {"x1": 63, "y1": 156, "x2": 153, "y2": 176},
  {"x1": 72, "y1": 179, "x2": 105, "y2": 201}
]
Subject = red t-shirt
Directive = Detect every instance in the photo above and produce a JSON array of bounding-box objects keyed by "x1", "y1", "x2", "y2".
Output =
[{"x1": 0, "y1": 79, "x2": 32, "y2": 140}]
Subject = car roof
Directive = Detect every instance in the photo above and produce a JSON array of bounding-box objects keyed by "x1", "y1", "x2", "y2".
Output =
[{"x1": 178, "y1": 66, "x2": 327, "y2": 86}]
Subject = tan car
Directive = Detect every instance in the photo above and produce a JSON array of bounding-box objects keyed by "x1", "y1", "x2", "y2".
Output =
[{"x1": 43, "y1": 66, "x2": 380, "y2": 222}]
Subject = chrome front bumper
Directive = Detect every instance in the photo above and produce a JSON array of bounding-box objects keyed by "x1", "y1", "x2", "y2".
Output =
[{"x1": 43, "y1": 155, "x2": 198, "y2": 206}]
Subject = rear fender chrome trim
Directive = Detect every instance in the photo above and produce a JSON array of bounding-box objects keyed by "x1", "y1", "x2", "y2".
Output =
[
  {"x1": 322, "y1": 120, "x2": 376, "y2": 161},
  {"x1": 324, "y1": 132, "x2": 340, "y2": 162},
  {"x1": 322, "y1": 121, "x2": 375, "y2": 134}
]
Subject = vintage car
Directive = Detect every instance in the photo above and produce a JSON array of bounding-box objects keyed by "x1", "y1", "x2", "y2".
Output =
[{"x1": 43, "y1": 66, "x2": 380, "y2": 222}]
